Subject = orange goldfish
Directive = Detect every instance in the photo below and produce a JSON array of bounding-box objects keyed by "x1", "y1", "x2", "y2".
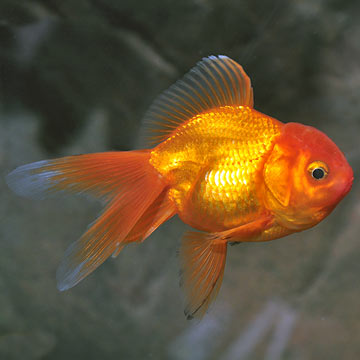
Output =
[{"x1": 7, "y1": 56, "x2": 353, "y2": 318}]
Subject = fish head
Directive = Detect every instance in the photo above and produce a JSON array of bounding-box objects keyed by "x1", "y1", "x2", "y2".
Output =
[{"x1": 263, "y1": 122, "x2": 353, "y2": 230}]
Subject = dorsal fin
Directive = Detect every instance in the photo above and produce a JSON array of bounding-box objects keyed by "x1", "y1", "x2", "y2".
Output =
[{"x1": 142, "y1": 55, "x2": 254, "y2": 145}]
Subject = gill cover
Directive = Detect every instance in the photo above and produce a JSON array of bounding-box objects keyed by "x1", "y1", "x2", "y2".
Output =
[{"x1": 264, "y1": 143, "x2": 292, "y2": 207}]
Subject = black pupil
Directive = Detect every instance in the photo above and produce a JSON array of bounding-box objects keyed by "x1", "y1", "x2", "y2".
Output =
[{"x1": 312, "y1": 168, "x2": 325, "y2": 179}]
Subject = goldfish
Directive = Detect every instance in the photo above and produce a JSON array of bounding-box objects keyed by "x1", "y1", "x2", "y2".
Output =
[{"x1": 7, "y1": 55, "x2": 353, "y2": 319}]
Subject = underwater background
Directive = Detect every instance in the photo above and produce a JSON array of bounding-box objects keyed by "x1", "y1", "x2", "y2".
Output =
[{"x1": 1, "y1": 1, "x2": 360, "y2": 359}]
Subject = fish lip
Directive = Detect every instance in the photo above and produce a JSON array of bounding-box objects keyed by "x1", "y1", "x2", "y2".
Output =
[
  {"x1": 340, "y1": 167, "x2": 354, "y2": 197},
  {"x1": 344, "y1": 175, "x2": 354, "y2": 195}
]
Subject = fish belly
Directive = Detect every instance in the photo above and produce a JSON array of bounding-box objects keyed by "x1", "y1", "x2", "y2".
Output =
[{"x1": 176, "y1": 154, "x2": 266, "y2": 232}]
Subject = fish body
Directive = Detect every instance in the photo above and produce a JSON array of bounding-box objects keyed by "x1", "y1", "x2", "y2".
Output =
[
  {"x1": 7, "y1": 56, "x2": 353, "y2": 318},
  {"x1": 150, "y1": 106, "x2": 282, "y2": 232}
]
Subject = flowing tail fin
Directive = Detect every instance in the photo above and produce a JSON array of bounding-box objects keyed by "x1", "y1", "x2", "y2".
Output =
[{"x1": 7, "y1": 150, "x2": 176, "y2": 290}]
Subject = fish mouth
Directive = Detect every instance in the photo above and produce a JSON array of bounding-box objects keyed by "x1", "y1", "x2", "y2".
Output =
[
  {"x1": 339, "y1": 160, "x2": 354, "y2": 197},
  {"x1": 343, "y1": 175, "x2": 354, "y2": 195}
]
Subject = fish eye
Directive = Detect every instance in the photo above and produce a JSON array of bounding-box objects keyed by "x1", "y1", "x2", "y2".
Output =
[
  {"x1": 308, "y1": 161, "x2": 329, "y2": 181},
  {"x1": 312, "y1": 167, "x2": 325, "y2": 179}
]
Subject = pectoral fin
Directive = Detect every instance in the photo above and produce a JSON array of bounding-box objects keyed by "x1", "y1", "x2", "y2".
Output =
[
  {"x1": 212, "y1": 215, "x2": 274, "y2": 242},
  {"x1": 179, "y1": 216, "x2": 273, "y2": 319},
  {"x1": 180, "y1": 231, "x2": 227, "y2": 319}
]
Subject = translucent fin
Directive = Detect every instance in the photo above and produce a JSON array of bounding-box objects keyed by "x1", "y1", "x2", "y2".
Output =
[
  {"x1": 123, "y1": 188, "x2": 176, "y2": 243},
  {"x1": 210, "y1": 215, "x2": 274, "y2": 243},
  {"x1": 142, "y1": 55, "x2": 254, "y2": 145},
  {"x1": 7, "y1": 150, "x2": 169, "y2": 290},
  {"x1": 53, "y1": 151, "x2": 168, "y2": 290},
  {"x1": 57, "y1": 186, "x2": 162, "y2": 290},
  {"x1": 110, "y1": 189, "x2": 175, "y2": 259},
  {"x1": 180, "y1": 231, "x2": 227, "y2": 319},
  {"x1": 6, "y1": 160, "x2": 65, "y2": 200},
  {"x1": 112, "y1": 245, "x2": 125, "y2": 259},
  {"x1": 6, "y1": 151, "x2": 154, "y2": 201}
]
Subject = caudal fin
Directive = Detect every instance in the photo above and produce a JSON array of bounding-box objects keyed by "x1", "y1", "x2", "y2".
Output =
[{"x1": 7, "y1": 150, "x2": 175, "y2": 290}]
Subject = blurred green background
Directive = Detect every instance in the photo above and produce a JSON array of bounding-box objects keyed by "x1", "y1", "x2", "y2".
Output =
[{"x1": 1, "y1": 1, "x2": 359, "y2": 359}]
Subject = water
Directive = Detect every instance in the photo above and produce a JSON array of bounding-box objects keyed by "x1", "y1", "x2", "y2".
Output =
[{"x1": 1, "y1": 1, "x2": 359, "y2": 359}]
